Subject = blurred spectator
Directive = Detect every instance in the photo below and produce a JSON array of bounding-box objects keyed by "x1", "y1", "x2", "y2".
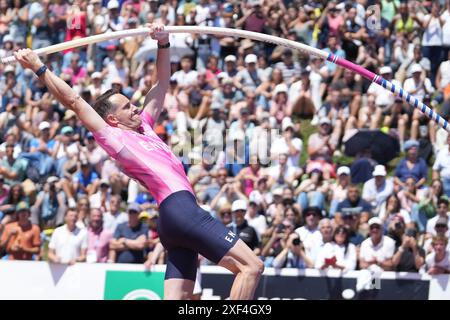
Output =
[
  {"x1": 423, "y1": 217, "x2": 450, "y2": 254},
  {"x1": 424, "y1": 235, "x2": 450, "y2": 275},
  {"x1": 433, "y1": 134, "x2": 450, "y2": 196},
  {"x1": 315, "y1": 225, "x2": 357, "y2": 271},
  {"x1": 48, "y1": 208, "x2": 87, "y2": 264},
  {"x1": 362, "y1": 165, "x2": 394, "y2": 216},
  {"x1": 295, "y1": 167, "x2": 329, "y2": 211},
  {"x1": 329, "y1": 166, "x2": 351, "y2": 217},
  {"x1": 244, "y1": 196, "x2": 267, "y2": 241},
  {"x1": 270, "y1": 117, "x2": 302, "y2": 167},
  {"x1": 89, "y1": 179, "x2": 111, "y2": 212},
  {"x1": 109, "y1": 203, "x2": 148, "y2": 264},
  {"x1": 397, "y1": 176, "x2": 425, "y2": 231},
  {"x1": 228, "y1": 199, "x2": 259, "y2": 254},
  {"x1": 87, "y1": 208, "x2": 113, "y2": 263},
  {"x1": 31, "y1": 176, "x2": 66, "y2": 230},
  {"x1": 342, "y1": 211, "x2": 365, "y2": 246},
  {"x1": 426, "y1": 197, "x2": 450, "y2": 238},
  {"x1": 359, "y1": 217, "x2": 395, "y2": 271},
  {"x1": 394, "y1": 139, "x2": 428, "y2": 189},
  {"x1": 295, "y1": 206, "x2": 322, "y2": 258},
  {"x1": 335, "y1": 185, "x2": 372, "y2": 226},
  {"x1": 0, "y1": 142, "x2": 27, "y2": 185},
  {"x1": 0, "y1": 183, "x2": 28, "y2": 225},
  {"x1": 272, "y1": 220, "x2": 313, "y2": 269},
  {"x1": 309, "y1": 217, "x2": 334, "y2": 264},
  {"x1": 379, "y1": 194, "x2": 411, "y2": 230},
  {"x1": 0, "y1": 202, "x2": 40, "y2": 260},
  {"x1": 75, "y1": 196, "x2": 90, "y2": 229},
  {"x1": 391, "y1": 227, "x2": 425, "y2": 273},
  {"x1": 103, "y1": 195, "x2": 128, "y2": 234}
]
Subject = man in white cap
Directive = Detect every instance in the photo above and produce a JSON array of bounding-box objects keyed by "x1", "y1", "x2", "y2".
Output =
[
  {"x1": 228, "y1": 199, "x2": 260, "y2": 254},
  {"x1": 367, "y1": 66, "x2": 401, "y2": 108},
  {"x1": 403, "y1": 63, "x2": 435, "y2": 102},
  {"x1": 270, "y1": 117, "x2": 303, "y2": 168},
  {"x1": 235, "y1": 53, "x2": 267, "y2": 91},
  {"x1": 359, "y1": 217, "x2": 395, "y2": 271},
  {"x1": 223, "y1": 55, "x2": 238, "y2": 78},
  {"x1": 362, "y1": 165, "x2": 394, "y2": 215}
]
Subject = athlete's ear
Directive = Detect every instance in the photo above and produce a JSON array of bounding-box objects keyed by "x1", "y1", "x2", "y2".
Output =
[{"x1": 106, "y1": 113, "x2": 119, "y2": 126}]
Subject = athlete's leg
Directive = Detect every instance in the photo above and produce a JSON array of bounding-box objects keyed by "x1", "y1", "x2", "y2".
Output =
[
  {"x1": 164, "y1": 247, "x2": 198, "y2": 300},
  {"x1": 218, "y1": 239, "x2": 264, "y2": 300}
]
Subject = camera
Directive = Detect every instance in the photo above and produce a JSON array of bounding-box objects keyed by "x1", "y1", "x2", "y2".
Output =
[
  {"x1": 292, "y1": 238, "x2": 301, "y2": 246},
  {"x1": 276, "y1": 223, "x2": 285, "y2": 233}
]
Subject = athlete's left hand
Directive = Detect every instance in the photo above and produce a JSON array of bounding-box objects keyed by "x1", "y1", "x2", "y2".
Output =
[{"x1": 146, "y1": 23, "x2": 169, "y2": 44}]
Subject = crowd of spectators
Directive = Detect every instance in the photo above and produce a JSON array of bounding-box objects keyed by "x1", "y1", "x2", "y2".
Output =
[{"x1": 1, "y1": 0, "x2": 450, "y2": 275}]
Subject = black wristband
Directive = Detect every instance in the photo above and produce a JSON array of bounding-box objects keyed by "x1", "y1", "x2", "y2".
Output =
[
  {"x1": 158, "y1": 42, "x2": 170, "y2": 49},
  {"x1": 35, "y1": 65, "x2": 48, "y2": 77}
]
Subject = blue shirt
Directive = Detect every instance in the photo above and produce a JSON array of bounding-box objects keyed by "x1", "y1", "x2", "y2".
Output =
[
  {"x1": 29, "y1": 138, "x2": 55, "y2": 152},
  {"x1": 75, "y1": 171, "x2": 99, "y2": 188},
  {"x1": 323, "y1": 47, "x2": 346, "y2": 73},
  {"x1": 114, "y1": 222, "x2": 148, "y2": 264},
  {"x1": 394, "y1": 158, "x2": 428, "y2": 183},
  {"x1": 337, "y1": 198, "x2": 372, "y2": 216}
]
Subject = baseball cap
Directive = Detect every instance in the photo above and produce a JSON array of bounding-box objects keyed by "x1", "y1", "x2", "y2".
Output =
[
  {"x1": 61, "y1": 126, "x2": 74, "y2": 135},
  {"x1": 139, "y1": 210, "x2": 158, "y2": 220},
  {"x1": 232, "y1": 199, "x2": 248, "y2": 212},
  {"x1": 368, "y1": 217, "x2": 382, "y2": 227},
  {"x1": 244, "y1": 54, "x2": 258, "y2": 64},
  {"x1": 273, "y1": 83, "x2": 288, "y2": 96},
  {"x1": 303, "y1": 206, "x2": 322, "y2": 217},
  {"x1": 436, "y1": 216, "x2": 449, "y2": 228},
  {"x1": 379, "y1": 66, "x2": 392, "y2": 75},
  {"x1": 100, "y1": 179, "x2": 110, "y2": 187},
  {"x1": 39, "y1": 121, "x2": 51, "y2": 131},
  {"x1": 111, "y1": 77, "x2": 123, "y2": 85},
  {"x1": 373, "y1": 165, "x2": 387, "y2": 177},
  {"x1": 249, "y1": 190, "x2": 263, "y2": 205},
  {"x1": 64, "y1": 110, "x2": 77, "y2": 121},
  {"x1": 404, "y1": 139, "x2": 419, "y2": 151},
  {"x1": 16, "y1": 201, "x2": 30, "y2": 212},
  {"x1": 3, "y1": 34, "x2": 14, "y2": 43},
  {"x1": 240, "y1": 107, "x2": 250, "y2": 115},
  {"x1": 281, "y1": 117, "x2": 294, "y2": 131},
  {"x1": 47, "y1": 176, "x2": 59, "y2": 184},
  {"x1": 272, "y1": 188, "x2": 283, "y2": 196},
  {"x1": 224, "y1": 55, "x2": 237, "y2": 63},
  {"x1": 107, "y1": 0, "x2": 119, "y2": 9},
  {"x1": 4, "y1": 65, "x2": 15, "y2": 74},
  {"x1": 319, "y1": 117, "x2": 331, "y2": 125},
  {"x1": 91, "y1": 72, "x2": 102, "y2": 79},
  {"x1": 411, "y1": 63, "x2": 423, "y2": 74},
  {"x1": 128, "y1": 203, "x2": 141, "y2": 213},
  {"x1": 337, "y1": 166, "x2": 350, "y2": 176}
]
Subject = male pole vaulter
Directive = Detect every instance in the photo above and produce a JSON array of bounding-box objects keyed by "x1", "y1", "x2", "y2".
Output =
[{"x1": 14, "y1": 23, "x2": 263, "y2": 300}]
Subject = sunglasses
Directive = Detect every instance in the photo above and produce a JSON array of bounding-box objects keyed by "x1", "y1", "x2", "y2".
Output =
[
  {"x1": 436, "y1": 224, "x2": 448, "y2": 228},
  {"x1": 370, "y1": 225, "x2": 381, "y2": 230}
]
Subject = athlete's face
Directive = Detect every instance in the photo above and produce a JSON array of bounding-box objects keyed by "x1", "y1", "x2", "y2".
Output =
[{"x1": 107, "y1": 94, "x2": 142, "y2": 130}]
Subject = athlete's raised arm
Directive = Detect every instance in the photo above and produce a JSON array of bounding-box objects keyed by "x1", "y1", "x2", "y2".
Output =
[
  {"x1": 14, "y1": 49, "x2": 107, "y2": 133},
  {"x1": 142, "y1": 23, "x2": 170, "y2": 122}
]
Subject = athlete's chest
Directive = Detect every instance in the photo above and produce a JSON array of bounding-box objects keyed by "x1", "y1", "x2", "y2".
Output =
[{"x1": 125, "y1": 127, "x2": 171, "y2": 154}]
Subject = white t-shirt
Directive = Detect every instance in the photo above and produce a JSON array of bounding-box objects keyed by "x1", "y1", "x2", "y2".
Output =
[
  {"x1": 245, "y1": 214, "x2": 267, "y2": 241},
  {"x1": 171, "y1": 69, "x2": 198, "y2": 88},
  {"x1": 421, "y1": 15, "x2": 443, "y2": 46},
  {"x1": 360, "y1": 236, "x2": 395, "y2": 263},
  {"x1": 295, "y1": 225, "x2": 322, "y2": 259},
  {"x1": 426, "y1": 214, "x2": 450, "y2": 237},
  {"x1": 268, "y1": 165, "x2": 299, "y2": 182},
  {"x1": 433, "y1": 148, "x2": 450, "y2": 179},
  {"x1": 49, "y1": 225, "x2": 88, "y2": 264},
  {"x1": 270, "y1": 137, "x2": 303, "y2": 168},
  {"x1": 425, "y1": 251, "x2": 450, "y2": 271},
  {"x1": 103, "y1": 211, "x2": 129, "y2": 233},
  {"x1": 441, "y1": 11, "x2": 450, "y2": 47},
  {"x1": 423, "y1": 238, "x2": 450, "y2": 254},
  {"x1": 438, "y1": 60, "x2": 450, "y2": 90},
  {"x1": 368, "y1": 79, "x2": 402, "y2": 107},
  {"x1": 314, "y1": 242, "x2": 357, "y2": 271},
  {"x1": 403, "y1": 77, "x2": 435, "y2": 102}
]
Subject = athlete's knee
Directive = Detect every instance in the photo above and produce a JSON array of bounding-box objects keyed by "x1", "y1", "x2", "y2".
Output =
[{"x1": 243, "y1": 258, "x2": 264, "y2": 278}]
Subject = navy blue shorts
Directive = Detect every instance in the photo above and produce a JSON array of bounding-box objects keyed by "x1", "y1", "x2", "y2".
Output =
[{"x1": 157, "y1": 190, "x2": 239, "y2": 281}]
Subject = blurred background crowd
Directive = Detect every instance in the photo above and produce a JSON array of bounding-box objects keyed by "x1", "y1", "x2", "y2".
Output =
[{"x1": 0, "y1": 0, "x2": 450, "y2": 275}]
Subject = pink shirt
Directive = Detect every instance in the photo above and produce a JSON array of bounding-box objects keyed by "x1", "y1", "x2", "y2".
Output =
[
  {"x1": 87, "y1": 227, "x2": 113, "y2": 263},
  {"x1": 93, "y1": 111, "x2": 194, "y2": 204}
]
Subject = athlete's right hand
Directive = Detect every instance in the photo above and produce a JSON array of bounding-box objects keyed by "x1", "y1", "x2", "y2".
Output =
[{"x1": 14, "y1": 49, "x2": 43, "y2": 73}]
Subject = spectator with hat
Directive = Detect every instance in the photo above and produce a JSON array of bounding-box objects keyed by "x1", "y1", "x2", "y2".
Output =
[
  {"x1": 394, "y1": 139, "x2": 428, "y2": 189},
  {"x1": 245, "y1": 194, "x2": 267, "y2": 241},
  {"x1": 228, "y1": 199, "x2": 259, "y2": 253},
  {"x1": 0, "y1": 141, "x2": 26, "y2": 186},
  {"x1": 0, "y1": 202, "x2": 40, "y2": 261},
  {"x1": 235, "y1": 53, "x2": 266, "y2": 92},
  {"x1": 109, "y1": 203, "x2": 148, "y2": 264},
  {"x1": 48, "y1": 208, "x2": 88, "y2": 265},
  {"x1": 367, "y1": 66, "x2": 402, "y2": 108},
  {"x1": 31, "y1": 176, "x2": 66, "y2": 230},
  {"x1": 270, "y1": 117, "x2": 303, "y2": 168},
  {"x1": 89, "y1": 179, "x2": 112, "y2": 213},
  {"x1": 329, "y1": 166, "x2": 351, "y2": 217},
  {"x1": 274, "y1": 49, "x2": 301, "y2": 84},
  {"x1": 52, "y1": 125, "x2": 80, "y2": 178},
  {"x1": 363, "y1": 165, "x2": 394, "y2": 216},
  {"x1": 295, "y1": 206, "x2": 323, "y2": 258},
  {"x1": 423, "y1": 216, "x2": 450, "y2": 254},
  {"x1": 403, "y1": 63, "x2": 435, "y2": 103},
  {"x1": 426, "y1": 197, "x2": 450, "y2": 238},
  {"x1": 359, "y1": 217, "x2": 395, "y2": 271}
]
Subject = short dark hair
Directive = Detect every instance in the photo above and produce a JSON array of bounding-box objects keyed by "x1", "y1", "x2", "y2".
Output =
[{"x1": 93, "y1": 89, "x2": 118, "y2": 119}]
